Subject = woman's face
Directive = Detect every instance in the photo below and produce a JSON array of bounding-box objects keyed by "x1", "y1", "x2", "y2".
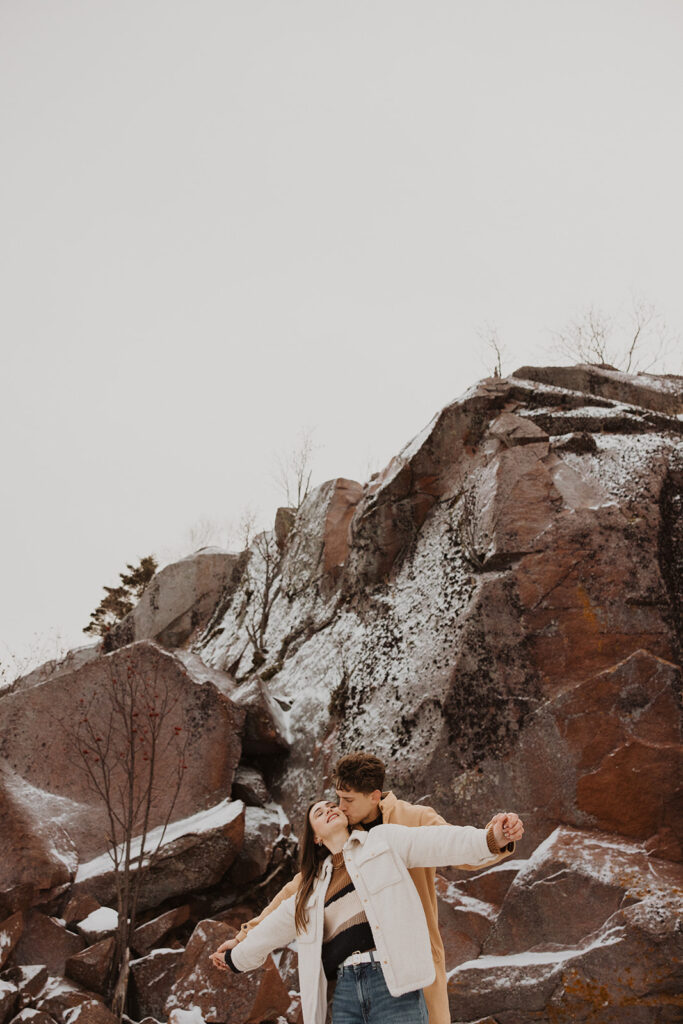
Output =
[{"x1": 309, "y1": 800, "x2": 348, "y2": 843}]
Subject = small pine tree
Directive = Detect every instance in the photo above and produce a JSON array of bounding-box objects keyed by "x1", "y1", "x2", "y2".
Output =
[{"x1": 84, "y1": 556, "x2": 158, "y2": 637}]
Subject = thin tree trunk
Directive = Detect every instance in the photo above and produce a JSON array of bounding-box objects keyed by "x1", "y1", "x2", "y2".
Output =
[{"x1": 111, "y1": 945, "x2": 130, "y2": 1022}]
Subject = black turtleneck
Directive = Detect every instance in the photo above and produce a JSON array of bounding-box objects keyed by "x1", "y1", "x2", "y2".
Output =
[{"x1": 359, "y1": 812, "x2": 383, "y2": 832}]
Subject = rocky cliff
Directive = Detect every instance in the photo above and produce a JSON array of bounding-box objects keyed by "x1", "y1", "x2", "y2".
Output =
[{"x1": 1, "y1": 364, "x2": 681, "y2": 1024}]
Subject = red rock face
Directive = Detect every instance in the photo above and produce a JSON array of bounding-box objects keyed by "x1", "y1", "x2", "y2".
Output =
[
  {"x1": 64, "y1": 938, "x2": 115, "y2": 995},
  {"x1": 13, "y1": 913, "x2": 85, "y2": 977},
  {"x1": 0, "y1": 913, "x2": 24, "y2": 970},
  {"x1": 513, "y1": 364, "x2": 683, "y2": 416},
  {"x1": 165, "y1": 919, "x2": 292, "y2": 1024},
  {"x1": 433, "y1": 650, "x2": 682, "y2": 859},
  {"x1": 131, "y1": 905, "x2": 190, "y2": 957},
  {"x1": 5, "y1": 365, "x2": 682, "y2": 1024},
  {"x1": 322, "y1": 479, "x2": 364, "y2": 579},
  {"x1": 130, "y1": 947, "x2": 184, "y2": 1021},
  {"x1": 33, "y1": 977, "x2": 112, "y2": 1022}
]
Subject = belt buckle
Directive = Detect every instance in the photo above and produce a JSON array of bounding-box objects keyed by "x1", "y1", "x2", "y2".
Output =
[{"x1": 350, "y1": 950, "x2": 363, "y2": 966}]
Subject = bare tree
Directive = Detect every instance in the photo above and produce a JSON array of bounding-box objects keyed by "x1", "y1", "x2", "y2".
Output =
[
  {"x1": 457, "y1": 484, "x2": 488, "y2": 571},
  {"x1": 477, "y1": 321, "x2": 508, "y2": 379},
  {"x1": 237, "y1": 505, "x2": 259, "y2": 550},
  {"x1": 550, "y1": 294, "x2": 680, "y2": 373},
  {"x1": 244, "y1": 531, "x2": 282, "y2": 666},
  {"x1": 186, "y1": 516, "x2": 225, "y2": 551},
  {"x1": 275, "y1": 428, "x2": 316, "y2": 510},
  {"x1": 68, "y1": 649, "x2": 188, "y2": 1021}
]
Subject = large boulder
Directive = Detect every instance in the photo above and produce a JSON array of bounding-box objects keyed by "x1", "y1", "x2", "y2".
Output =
[
  {"x1": 8, "y1": 1012, "x2": 58, "y2": 1024},
  {"x1": 72, "y1": 799, "x2": 245, "y2": 911},
  {"x1": 0, "y1": 643, "x2": 245, "y2": 889},
  {"x1": 12, "y1": 913, "x2": 85, "y2": 976},
  {"x1": 105, "y1": 550, "x2": 248, "y2": 652},
  {"x1": 65, "y1": 939, "x2": 115, "y2": 995},
  {"x1": 165, "y1": 920, "x2": 292, "y2": 1024},
  {"x1": 130, "y1": 948, "x2": 184, "y2": 1021},
  {"x1": 448, "y1": 826, "x2": 683, "y2": 1023}
]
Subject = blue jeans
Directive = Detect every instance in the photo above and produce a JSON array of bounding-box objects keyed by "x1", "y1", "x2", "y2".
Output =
[{"x1": 332, "y1": 962, "x2": 428, "y2": 1024}]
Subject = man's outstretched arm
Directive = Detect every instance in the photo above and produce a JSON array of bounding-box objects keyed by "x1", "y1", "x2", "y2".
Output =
[{"x1": 414, "y1": 803, "x2": 521, "y2": 868}]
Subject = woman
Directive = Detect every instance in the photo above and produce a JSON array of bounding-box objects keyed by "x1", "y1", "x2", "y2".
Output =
[{"x1": 210, "y1": 800, "x2": 521, "y2": 1024}]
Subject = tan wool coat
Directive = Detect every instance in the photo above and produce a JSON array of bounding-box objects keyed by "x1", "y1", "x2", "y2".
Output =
[{"x1": 234, "y1": 792, "x2": 514, "y2": 1024}]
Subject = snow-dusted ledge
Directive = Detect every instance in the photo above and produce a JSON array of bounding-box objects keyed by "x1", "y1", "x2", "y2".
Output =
[{"x1": 75, "y1": 798, "x2": 244, "y2": 882}]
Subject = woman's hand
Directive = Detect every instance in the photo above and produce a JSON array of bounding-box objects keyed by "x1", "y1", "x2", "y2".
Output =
[
  {"x1": 490, "y1": 812, "x2": 524, "y2": 848},
  {"x1": 209, "y1": 936, "x2": 239, "y2": 971}
]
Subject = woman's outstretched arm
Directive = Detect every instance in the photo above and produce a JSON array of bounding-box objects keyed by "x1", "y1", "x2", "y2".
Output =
[{"x1": 210, "y1": 894, "x2": 298, "y2": 975}]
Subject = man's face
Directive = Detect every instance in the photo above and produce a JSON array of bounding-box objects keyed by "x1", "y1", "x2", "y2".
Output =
[{"x1": 336, "y1": 786, "x2": 381, "y2": 825}]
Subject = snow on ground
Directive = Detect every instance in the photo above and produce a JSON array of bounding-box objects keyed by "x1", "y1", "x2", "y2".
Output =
[
  {"x1": 448, "y1": 924, "x2": 625, "y2": 983},
  {"x1": 35, "y1": 976, "x2": 85, "y2": 1004},
  {"x1": 511, "y1": 826, "x2": 649, "y2": 890},
  {"x1": 168, "y1": 1008, "x2": 207, "y2": 1024},
  {"x1": 76, "y1": 798, "x2": 244, "y2": 881},
  {"x1": 130, "y1": 947, "x2": 183, "y2": 966},
  {"x1": 64, "y1": 1002, "x2": 105, "y2": 1023},
  {"x1": 437, "y1": 879, "x2": 500, "y2": 922},
  {"x1": 556, "y1": 432, "x2": 679, "y2": 507},
  {"x1": 77, "y1": 906, "x2": 118, "y2": 936}
]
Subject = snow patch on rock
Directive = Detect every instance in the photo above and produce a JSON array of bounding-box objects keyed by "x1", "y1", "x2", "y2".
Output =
[{"x1": 76, "y1": 798, "x2": 244, "y2": 881}]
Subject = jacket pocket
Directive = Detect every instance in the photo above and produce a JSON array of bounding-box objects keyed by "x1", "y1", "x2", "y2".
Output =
[{"x1": 358, "y1": 848, "x2": 403, "y2": 893}]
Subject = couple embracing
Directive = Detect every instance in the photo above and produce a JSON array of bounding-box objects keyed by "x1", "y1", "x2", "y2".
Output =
[{"x1": 211, "y1": 751, "x2": 524, "y2": 1024}]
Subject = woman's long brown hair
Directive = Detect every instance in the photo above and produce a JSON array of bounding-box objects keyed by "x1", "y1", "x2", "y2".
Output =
[{"x1": 294, "y1": 800, "x2": 334, "y2": 933}]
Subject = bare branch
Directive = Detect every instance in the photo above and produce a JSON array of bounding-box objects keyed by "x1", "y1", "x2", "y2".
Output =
[
  {"x1": 274, "y1": 428, "x2": 316, "y2": 510},
  {"x1": 549, "y1": 294, "x2": 680, "y2": 374},
  {"x1": 476, "y1": 321, "x2": 507, "y2": 378}
]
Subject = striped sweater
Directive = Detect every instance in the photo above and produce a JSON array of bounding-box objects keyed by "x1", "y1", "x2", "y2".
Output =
[{"x1": 321, "y1": 851, "x2": 374, "y2": 979}]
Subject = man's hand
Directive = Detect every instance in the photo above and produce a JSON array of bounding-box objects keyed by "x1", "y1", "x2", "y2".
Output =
[
  {"x1": 490, "y1": 812, "x2": 524, "y2": 849},
  {"x1": 209, "y1": 936, "x2": 239, "y2": 971}
]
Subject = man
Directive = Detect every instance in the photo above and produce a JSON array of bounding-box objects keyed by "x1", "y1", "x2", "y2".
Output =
[{"x1": 213, "y1": 751, "x2": 523, "y2": 1024}]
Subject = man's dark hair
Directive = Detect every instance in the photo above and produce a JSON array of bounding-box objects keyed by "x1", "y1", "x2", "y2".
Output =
[{"x1": 333, "y1": 751, "x2": 386, "y2": 794}]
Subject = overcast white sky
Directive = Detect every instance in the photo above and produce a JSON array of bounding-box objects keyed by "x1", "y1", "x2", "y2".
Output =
[{"x1": 1, "y1": 0, "x2": 682, "y2": 676}]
